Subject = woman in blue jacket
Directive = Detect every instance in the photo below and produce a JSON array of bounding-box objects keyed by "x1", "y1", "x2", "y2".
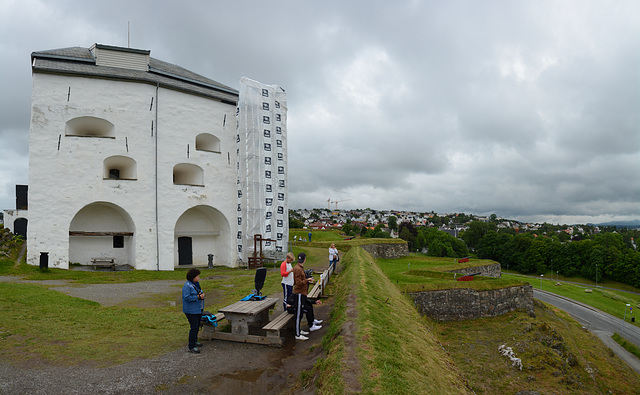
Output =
[{"x1": 182, "y1": 268, "x2": 205, "y2": 353}]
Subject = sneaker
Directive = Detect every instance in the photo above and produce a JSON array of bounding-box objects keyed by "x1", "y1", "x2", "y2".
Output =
[
  {"x1": 313, "y1": 319, "x2": 323, "y2": 325},
  {"x1": 309, "y1": 324, "x2": 322, "y2": 332},
  {"x1": 189, "y1": 347, "x2": 201, "y2": 354},
  {"x1": 195, "y1": 342, "x2": 203, "y2": 347},
  {"x1": 295, "y1": 335, "x2": 308, "y2": 341},
  {"x1": 300, "y1": 330, "x2": 309, "y2": 335}
]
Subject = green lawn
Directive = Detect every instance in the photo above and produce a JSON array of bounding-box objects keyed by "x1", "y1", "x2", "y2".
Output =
[
  {"x1": 0, "y1": 263, "x2": 287, "y2": 365},
  {"x1": 376, "y1": 255, "x2": 528, "y2": 292},
  {"x1": 290, "y1": 229, "x2": 345, "y2": 242}
]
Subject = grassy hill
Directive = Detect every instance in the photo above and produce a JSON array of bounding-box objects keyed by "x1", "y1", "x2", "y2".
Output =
[{"x1": 312, "y1": 244, "x2": 640, "y2": 394}]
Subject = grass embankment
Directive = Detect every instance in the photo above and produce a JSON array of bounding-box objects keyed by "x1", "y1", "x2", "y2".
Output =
[
  {"x1": 613, "y1": 332, "x2": 640, "y2": 359},
  {"x1": 314, "y1": 247, "x2": 471, "y2": 394}
]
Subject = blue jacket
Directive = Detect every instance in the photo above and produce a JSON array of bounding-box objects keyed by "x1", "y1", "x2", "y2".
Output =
[{"x1": 182, "y1": 280, "x2": 204, "y2": 314}]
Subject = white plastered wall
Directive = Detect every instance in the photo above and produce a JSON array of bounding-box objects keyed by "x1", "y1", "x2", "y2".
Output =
[{"x1": 27, "y1": 73, "x2": 238, "y2": 270}]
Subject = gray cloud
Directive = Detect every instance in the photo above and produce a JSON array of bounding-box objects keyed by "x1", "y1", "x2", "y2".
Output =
[{"x1": 1, "y1": 0, "x2": 638, "y2": 225}]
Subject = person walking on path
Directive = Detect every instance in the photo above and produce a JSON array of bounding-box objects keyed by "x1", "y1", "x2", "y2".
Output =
[
  {"x1": 280, "y1": 252, "x2": 295, "y2": 311},
  {"x1": 182, "y1": 268, "x2": 205, "y2": 353},
  {"x1": 292, "y1": 252, "x2": 322, "y2": 341},
  {"x1": 308, "y1": 231, "x2": 312, "y2": 242},
  {"x1": 329, "y1": 243, "x2": 339, "y2": 272}
]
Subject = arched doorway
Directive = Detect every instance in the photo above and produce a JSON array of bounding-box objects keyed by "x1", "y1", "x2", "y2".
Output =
[
  {"x1": 69, "y1": 202, "x2": 135, "y2": 267},
  {"x1": 174, "y1": 206, "x2": 230, "y2": 267}
]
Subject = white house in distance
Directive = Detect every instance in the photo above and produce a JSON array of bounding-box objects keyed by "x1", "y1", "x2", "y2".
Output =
[{"x1": 26, "y1": 43, "x2": 288, "y2": 270}]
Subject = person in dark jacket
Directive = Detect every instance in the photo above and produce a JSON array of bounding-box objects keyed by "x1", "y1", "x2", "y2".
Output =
[
  {"x1": 292, "y1": 253, "x2": 322, "y2": 341},
  {"x1": 182, "y1": 268, "x2": 205, "y2": 353}
]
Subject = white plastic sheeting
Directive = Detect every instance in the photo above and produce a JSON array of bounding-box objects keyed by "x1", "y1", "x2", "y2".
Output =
[{"x1": 236, "y1": 77, "x2": 288, "y2": 263}]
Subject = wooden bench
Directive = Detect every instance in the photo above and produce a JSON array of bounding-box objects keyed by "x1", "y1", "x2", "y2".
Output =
[
  {"x1": 308, "y1": 269, "x2": 330, "y2": 300},
  {"x1": 199, "y1": 313, "x2": 226, "y2": 340},
  {"x1": 91, "y1": 257, "x2": 115, "y2": 271},
  {"x1": 308, "y1": 280, "x2": 322, "y2": 300},
  {"x1": 263, "y1": 311, "x2": 295, "y2": 345}
]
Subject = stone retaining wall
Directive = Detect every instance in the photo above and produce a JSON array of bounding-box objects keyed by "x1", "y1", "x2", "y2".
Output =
[
  {"x1": 449, "y1": 263, "x2": 502, "y2": 278},
  {"x1": 359, "y1": 243, "x2": 409, "y2": 259},
  {"x1": 409, "y1": 284, "x2": 534, "y2": 321}
]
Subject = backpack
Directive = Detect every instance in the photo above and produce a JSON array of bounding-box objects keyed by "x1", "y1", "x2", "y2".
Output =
[
  {"x1": 200, "y1": 312, "x2": 218, "y2": 327},
  {"x1": 286, "y1": 293, "x2": 296, "y2": 314}
]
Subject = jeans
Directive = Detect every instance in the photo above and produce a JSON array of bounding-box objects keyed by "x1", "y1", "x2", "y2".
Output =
[
  {"x1": 185, "y1": 312, "x2": 202, "y2": 349},
  {"x1": 330, "y1": 258, "x2": 337, "y2": 272}
]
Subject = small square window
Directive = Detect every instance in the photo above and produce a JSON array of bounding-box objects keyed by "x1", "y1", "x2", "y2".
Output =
[{"x1": 113, "y1": 235, "x2": 124, "y2": 248}]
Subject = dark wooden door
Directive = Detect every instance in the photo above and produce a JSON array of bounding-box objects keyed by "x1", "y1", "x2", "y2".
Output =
[{"x1": 178, "y1": 236, "x2": 193, "y2": 265}]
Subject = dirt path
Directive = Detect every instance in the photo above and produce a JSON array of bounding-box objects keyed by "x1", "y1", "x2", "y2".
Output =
[{"x1": 0, "y1": 275, "x2": 334, "y2": 394}]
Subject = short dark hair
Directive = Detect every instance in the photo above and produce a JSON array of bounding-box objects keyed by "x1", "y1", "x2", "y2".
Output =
[{"x1": 186, "y1": 268, "x2": 201, "y2": 282}]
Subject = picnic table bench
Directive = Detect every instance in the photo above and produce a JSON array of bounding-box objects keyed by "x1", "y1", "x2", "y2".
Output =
[
  {"x1": 262, "y1": 311, "x2": 295, "y2": 344},
  {"x1": 91, "y1": 257, "x2": 116, "y2": 271}
]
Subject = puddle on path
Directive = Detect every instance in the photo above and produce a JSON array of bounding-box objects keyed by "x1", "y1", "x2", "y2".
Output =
[
  {"x1": 199, "y1": 339, "x2": 297, "y2": 394},
  {"x1": 204, "y1": 368, "x2": 288, "y2": 394}
]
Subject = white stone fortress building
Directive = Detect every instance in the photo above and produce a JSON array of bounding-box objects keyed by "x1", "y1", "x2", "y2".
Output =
[{"x1": 25, "y1": 43, "x2": 288, "y2": 270}]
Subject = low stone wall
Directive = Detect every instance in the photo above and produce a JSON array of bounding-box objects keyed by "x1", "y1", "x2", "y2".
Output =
[
  {"x1": 409, "y1": 284, "x2": 534, "y2": 321},
  {"x1": 359, "y1": 243, "x2": 409, "y2": 259},
  {"x1": 449, "y1": 263, "x2": 502, "y2": 278}
]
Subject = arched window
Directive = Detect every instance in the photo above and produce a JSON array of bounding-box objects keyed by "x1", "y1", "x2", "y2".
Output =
[
  {"x1": 195, "y1": 133, "x2": 221, "y2": 153},
  {"x1": 103, "y1": 156, "x2": 137, "y2": 180},
  {"x1": 66, "y1": 116, "x2": 115, "y2": 138},
  {"x1": 173, "y1": 163, "x2": 204, "y2": 186}
]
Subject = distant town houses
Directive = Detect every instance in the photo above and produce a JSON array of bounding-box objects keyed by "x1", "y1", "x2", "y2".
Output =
[{"x1": 288, "y1": 208, "x2": 618, "y2": 240}]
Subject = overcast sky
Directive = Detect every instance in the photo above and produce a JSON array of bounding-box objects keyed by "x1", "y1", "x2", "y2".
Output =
[{"x1": 1, "y1": 0, "x2": 638, "y2": 225}]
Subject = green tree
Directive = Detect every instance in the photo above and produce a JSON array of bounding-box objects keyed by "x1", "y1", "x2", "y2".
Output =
[
  {"x1": 388, "y1": 216, "x2": 398, "y2": 231},
  {"x1": 399, "y1": 227, "x2": 416, "y2": 251},
  {"x1": 289, "y1": 217, "x2": 304, "y2": 229},
  {"x1": 461, "y1": 221, "x2": 497, "y2": 251}
]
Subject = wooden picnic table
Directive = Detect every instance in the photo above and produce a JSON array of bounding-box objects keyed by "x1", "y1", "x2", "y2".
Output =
[
  {"x1": 219, "y1": 297, "x2": 278, "y2": 335},
  {"x1": 205, "y1": 297, "x2": 281, "y2": 345}
]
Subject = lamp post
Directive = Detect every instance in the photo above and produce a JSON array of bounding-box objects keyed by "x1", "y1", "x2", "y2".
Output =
[
  {"x1": 622, "y1": 303, "x2": 631, "y2": 336},
  {"x1": 540, "y1": 274, "x2": 544, "y2": 290},
  {"x1": 595, "y1": 264, "x2": 598, "y2": 288}
]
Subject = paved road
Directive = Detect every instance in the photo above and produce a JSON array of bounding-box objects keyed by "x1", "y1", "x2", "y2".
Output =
[{"x1": 534, "y1": 289, "x2": 640, "y2": 374}]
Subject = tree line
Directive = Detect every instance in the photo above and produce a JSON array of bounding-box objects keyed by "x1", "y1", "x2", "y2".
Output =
[{"x1": 460, "y1": 221, "x2": 640, "y2": 287}]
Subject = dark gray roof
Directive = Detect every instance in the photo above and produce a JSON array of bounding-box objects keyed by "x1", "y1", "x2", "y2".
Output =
[{"x1": 31, "y1": 45, "x2": 238, "y2": 104}]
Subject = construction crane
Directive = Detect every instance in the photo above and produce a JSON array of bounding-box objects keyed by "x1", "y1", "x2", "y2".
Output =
[{"x1": 331, "y1": 199, "x2": 351, "y2": 210}]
